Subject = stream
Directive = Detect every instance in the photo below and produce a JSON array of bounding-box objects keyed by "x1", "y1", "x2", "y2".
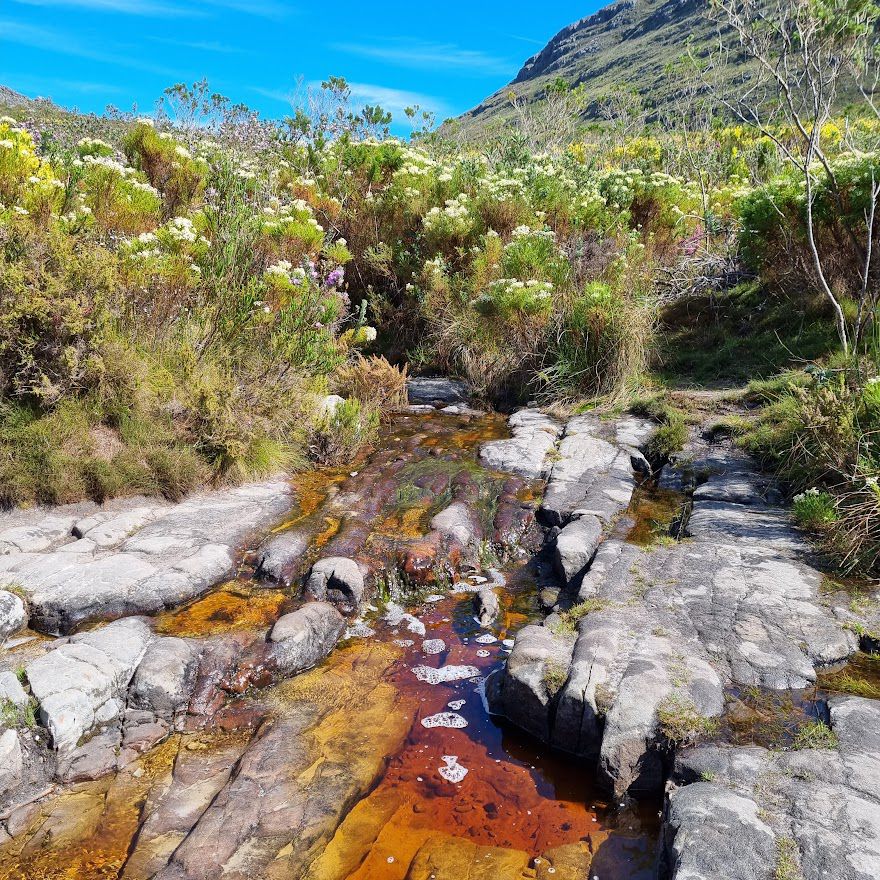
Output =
[
  {"x1": 0, "y1": 408, "x2": 657, "y2": 880},
  {"x1": 2, "y1": 404, "x2": 877, "y2": 880}
]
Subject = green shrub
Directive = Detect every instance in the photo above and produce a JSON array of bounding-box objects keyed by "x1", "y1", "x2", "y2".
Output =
[
  {"x1": 310, "y1": 398, "x2": 379, "y2": 465},
  {"x1": 792, "y1": 489, "x2": 838, "y2": 529}
]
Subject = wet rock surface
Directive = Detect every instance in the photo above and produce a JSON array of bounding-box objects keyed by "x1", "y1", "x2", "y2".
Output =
[
  {"x1": 0, "y1": 481, "x2": 294, "y2": 634},
  {"x1": 0, "y1": 401, "x2": 877, "y2": 879}
]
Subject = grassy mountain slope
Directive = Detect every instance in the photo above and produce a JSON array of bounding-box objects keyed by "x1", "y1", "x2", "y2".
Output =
[{"x1": 455, "y1": 0, "x2": 724, "y2": 132}]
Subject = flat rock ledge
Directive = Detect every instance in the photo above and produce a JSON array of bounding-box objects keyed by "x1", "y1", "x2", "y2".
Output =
[
  {"x1": 0, "y1": 480, "x2": 293, "y2": 634},
  {"x1": 490, "y1": 423, "x2": 860, "y2": 797},
  {"x1": 662, "y1": 696, "x2": 880, "y2": 880}
]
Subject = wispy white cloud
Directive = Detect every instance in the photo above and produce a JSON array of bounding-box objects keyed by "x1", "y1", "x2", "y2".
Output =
[
  {"x1": 1, "y1": 72, "x2": 126, "y2": 97},
  {"x1": 11, "y1": 0, "x2": 291, "y2": 17},
  {"x1": 332, "y1": 40, "x2": 517, "y2": 78},
  {"x1": 252, "y1": 81, "x2": 450, "y2": 120},
  {"x1": 505, "y1": 33, "x2": 545, "y2": 47},
  {"x1": 0, "y1": 19, "x2": 178, "y2": 76},
  {"x1": 150, "y1": 36, "x2": 252, "y2": 55},
  {"x1": 11, "y1": 0, "x2": 202, "y2": 17},
  {"x1": 345, "y1": 81, "x2": 450, "y2": 116}
]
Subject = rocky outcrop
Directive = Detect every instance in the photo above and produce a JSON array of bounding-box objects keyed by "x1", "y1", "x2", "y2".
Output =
[
  {"x1": 25, "y1": 617, "x2": 153, "y2": 753},
  {"x1": 0, "y1": 592, "x2": 26, "y2": 644},
  {"x1": 0, "y1": 481, "x2": 293, "y2": 633},
  {"x1": 540, "y1": 415, "x2": 652, "y2": 528},
  {"x1": 490, "y1": 419, "x2": 859, "y2": 796},
  {"x1": 480, "y1": 410, "x2": 562, "y2": 479},
  {"x1": 407, "y1": 378, "x2": 470, "y2": 407},
  {"x1": 662, "y1": 697, "x2": 880, "y2": 880},
  {"x1": 0, "y1": 730, "x2": 22, "y2": 798}
]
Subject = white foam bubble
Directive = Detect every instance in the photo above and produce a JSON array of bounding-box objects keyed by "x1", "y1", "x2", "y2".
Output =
[
  {"x1": 475, "y1": 633, "x2": 497, "y2": 644},
  {"x1": 425, "y1": 594, "x2": 444, "y2": 603},
  {"x1": 421, "y1": 639, "x2": 446, "y2": 655},
  {"x1": 421, "y1": 712, "x2": 467, "y2": 729},
  {"x1": 476, "y1": 649, "x2": 490, "y2": 658},
  {"x1": 411, "y1": 665, "x2": 481, "y2": 685},
  {"x1": 345, "y1": 620, "x2": 375, "y2": 640},
  {"x1": 384, "y1": 602, "x2": 426, "y2": 636},
  {"x1": 393, "y1": 639, "x2": 415, "y2": 648},
  {"x1": 439, "y1": 755, "x2": 468, "y2": 783},
  {"x1": 447, "y1": 699, "x2": 466, "y2": 710}
]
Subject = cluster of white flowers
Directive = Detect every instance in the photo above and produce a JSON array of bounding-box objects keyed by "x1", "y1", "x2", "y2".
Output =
[
  {"x1": 265, "y1": 260, "x2": 293, "y2": 279},
  {"x1": 80, "y1": 153, "x2": 137, "y2": 178},
  {"x1": 424, "y1": 193, "x2": 472, "y2": 236},
  {"x1": 76, "y1": 136, "x2": 113, "y2": 153},
  {"x1": 488, "y1": 278, "x2": 553, "y2": 297},
  {"x1": 167, "y1": 216, "x2": 199, "y2": 243},
  {"x1": 510, "y1": 225, "x2": 556, "y2": 241},
  {"x1": 793, "y1": 487, "x2": 822, "y2": 503}
]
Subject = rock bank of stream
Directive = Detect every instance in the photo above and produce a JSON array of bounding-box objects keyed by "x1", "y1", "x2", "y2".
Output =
[{"x1": 0, "y1": 381, "x2": 877, "y2": 879}]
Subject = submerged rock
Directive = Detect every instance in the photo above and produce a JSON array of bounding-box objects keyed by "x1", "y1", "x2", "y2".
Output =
[{"x1": 473, "y1": 588, "x2": 500, "y2": 627}]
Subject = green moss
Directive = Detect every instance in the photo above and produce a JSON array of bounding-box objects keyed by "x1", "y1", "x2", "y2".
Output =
[
  {"x1": 542, "y1": 660, "x2": 569, "y2": 697},
  {"x1": 774, "y1": 837, "x2": 803, "y2": 880},
  {"x1": 550, "y1": 598, "x2": 609, "y2": 636}
]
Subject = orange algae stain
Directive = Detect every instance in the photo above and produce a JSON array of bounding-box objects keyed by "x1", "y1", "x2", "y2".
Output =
[
  {"x1": 624, "y1": 487, "x2": 684, "y2": 547},
  {"x1": 274, "y1": 468, "x2": 349, "y2": 532},
  {"x1": 155, "y1": 582, "x2": 288, "y2": 637},
  {"x1": 372, "y1": 503, "x2": 433, "y2": 543},
  {"x1": 0, "y1": 737, "x2": 181, "y2": 880},
  {"x1": 312, "y1": 516, "x2": 342, "y2": 551}
]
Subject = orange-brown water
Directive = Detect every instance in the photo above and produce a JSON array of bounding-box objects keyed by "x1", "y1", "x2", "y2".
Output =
[
  {"x1": 2, "y1": 411, "x2": 660, "y2": 880},
  {"x1": 322, "y1": 569, "x2": 660, "y2": 880}
]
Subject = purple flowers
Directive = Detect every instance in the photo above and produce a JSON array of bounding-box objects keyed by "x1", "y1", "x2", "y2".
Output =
[{"x1": 324, "y1": 266, "x2": 345, "y2": 288}]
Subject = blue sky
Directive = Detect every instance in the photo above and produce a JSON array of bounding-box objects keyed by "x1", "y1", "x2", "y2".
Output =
[{"x1": 0, "y1": 1, "x2": 600, "y2": 130}]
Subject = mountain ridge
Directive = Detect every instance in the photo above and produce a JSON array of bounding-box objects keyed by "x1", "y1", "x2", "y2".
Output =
[{"x1": 454, "y1": 0, "x2": 719, "y2": 133}]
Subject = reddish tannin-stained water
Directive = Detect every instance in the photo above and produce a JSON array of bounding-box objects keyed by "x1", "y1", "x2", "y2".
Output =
[{"x1": 0, "y1": 410, "x2": 661, "y2": 880}]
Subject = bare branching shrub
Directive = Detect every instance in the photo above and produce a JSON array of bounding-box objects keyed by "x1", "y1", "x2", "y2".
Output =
[{"x1": 333, "y1": 354, "x2": 408, "y2": 419}]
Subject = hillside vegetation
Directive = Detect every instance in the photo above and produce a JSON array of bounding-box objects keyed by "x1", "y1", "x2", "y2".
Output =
[{"x1": 1, "y1": 1, "x2": 879, "y2": 575}]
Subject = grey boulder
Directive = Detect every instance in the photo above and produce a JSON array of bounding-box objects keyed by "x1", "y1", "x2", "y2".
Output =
[
  {"x1": 268, "y1": 602, "x2": 345, "y2": 677},
  {"x1": 306, "y1": 557, "x2": 365, "y2": 609},
  {"x1": 129, "y1": 637, "x2": 201, "y2": 718},
  {"x1": 0, "y1": 590, "x2": 26, "y2": 643}
]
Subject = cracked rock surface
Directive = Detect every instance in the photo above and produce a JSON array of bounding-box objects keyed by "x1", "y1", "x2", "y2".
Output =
[{"x1": 0, "y1": 481, "x2": 293, "y2": 634}]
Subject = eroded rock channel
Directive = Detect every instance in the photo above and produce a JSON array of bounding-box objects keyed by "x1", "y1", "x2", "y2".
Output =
[{"x1": 0, "y1": 382, "x2": 877, "y2": 879}]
